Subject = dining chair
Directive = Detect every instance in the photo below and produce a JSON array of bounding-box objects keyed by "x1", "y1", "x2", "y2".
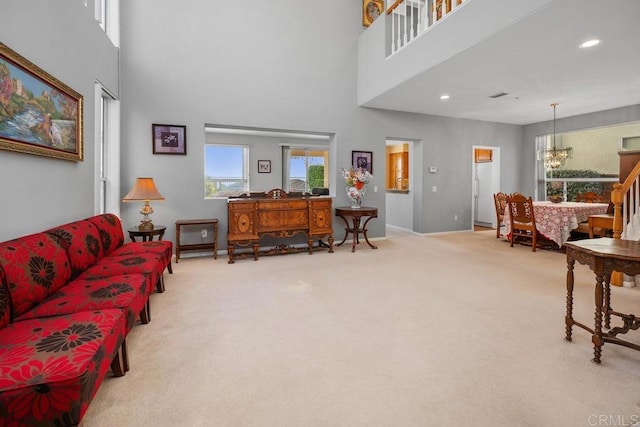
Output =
[
  {"x1": 506, "y1": 193, "x2": 541, "y2": 251},
  {"x1": 574, "y1": 191, "x2": 607, "y2": 203},
  {"x1": 573, "y1": 201, "x2": 614, "y2": 238},
  {"x1": 493, "y1": 192, "x2": 507, "y2": 238}
]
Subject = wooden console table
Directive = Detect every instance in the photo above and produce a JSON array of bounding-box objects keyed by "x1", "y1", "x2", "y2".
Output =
[
  {"x1": 335, "y1": 207, "x2": 378, "y2": 252},
  {"x1": 565, "y1": 238, "x2": 640, "y2": 363},
  {"x1": 227, "y1": 190, "x2": 333, "y2": 264},
  {"x1": 175, "y1": 219, "x2": 218, "y2": 262}
]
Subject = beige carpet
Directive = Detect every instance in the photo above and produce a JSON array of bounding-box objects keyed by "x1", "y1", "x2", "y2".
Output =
[{"x1": 83, "y1": 228, "x2": 640, "y2": 427}]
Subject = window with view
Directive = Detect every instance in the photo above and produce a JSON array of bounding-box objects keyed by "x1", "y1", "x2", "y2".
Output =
[
  {"x1": 204, "y1": 145, "x2": 249, "y2": 198},
  {"x1": 284, "y1": 147, "x2": 329, "y2": 193}
]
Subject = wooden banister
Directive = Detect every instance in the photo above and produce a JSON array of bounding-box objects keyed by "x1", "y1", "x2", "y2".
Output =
[
  {"x1": 611, "y1": 160, "x2": 640, "y2": 238},
  {"x1": 387, "y1": 0, "x2": 404, "y2": 14}
]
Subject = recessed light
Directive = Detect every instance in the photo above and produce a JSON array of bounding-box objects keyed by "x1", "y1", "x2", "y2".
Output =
[
  {"x1": 579, "y1": 39, "x2": 600, "y2": 48},
  {"x1": 440, "y1": 94, "x2": 450, "y2": 100}
]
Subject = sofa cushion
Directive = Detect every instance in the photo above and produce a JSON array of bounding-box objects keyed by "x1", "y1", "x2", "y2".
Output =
[
  {"x1": 111, "y1": 240, "x2": 173, "y2": 271},
  {"x1": 85, "y1": 214, "x2": 125, "y2": 257},
  {"x1": 0, "y1": 309, "x2": 126, "y2": 425},
  {"x1": 78, "y1": 253, "x2": 164, "y2": 294},
  {"x1": 46, "y1": 219, "x2": 104, "y2": 279},
  {"x1": 17, "y1": 274, "x2": 149, "y2": 333},
  {"x1": 0, "y1": 233, "x2": 72, "y2": 318}
]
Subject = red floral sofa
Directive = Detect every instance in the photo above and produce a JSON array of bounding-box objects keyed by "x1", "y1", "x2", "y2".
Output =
[{"x1": 0, "y1": 214, "x2": 172, "y2": 426}]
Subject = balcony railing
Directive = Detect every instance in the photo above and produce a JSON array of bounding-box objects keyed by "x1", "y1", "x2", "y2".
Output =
[
  {"x1": 204, "y1": 177, "x2": 246, "y2": 198},
  {"x1": 387, "y1": 0, "x2": 467, "y2": 55}
]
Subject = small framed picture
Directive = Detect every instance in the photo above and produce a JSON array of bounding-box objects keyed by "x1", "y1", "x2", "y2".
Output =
[
  {"x1": 352, "y1": 150, "x2": 373, "y2": 174},
  {"x1": 258, "y1": 160, "x2": 271, "y2": 173},
  {"x1": 152, "y1": 124, "x2": 186, "y2": 155},
  {"x1": 363, "y1": 0, "x2": 384, "y2": 27}
]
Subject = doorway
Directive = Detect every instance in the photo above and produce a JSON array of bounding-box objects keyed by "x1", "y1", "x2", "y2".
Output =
[
  {"x1": 385, "y1": 139, "x2": 415, "y2": 231},
  {"x1": 471, "y1": 146, "x2": 500, "y2": 231}
]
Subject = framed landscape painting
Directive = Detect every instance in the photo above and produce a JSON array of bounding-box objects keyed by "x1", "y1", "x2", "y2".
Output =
[{"x1": 0, "y1": 43, "x2": 83, "y2": 161}]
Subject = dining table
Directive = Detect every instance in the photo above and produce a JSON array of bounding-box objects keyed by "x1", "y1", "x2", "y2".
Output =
[{"x1": 503, "y1": 201, "x2": 609, "y2": 247}]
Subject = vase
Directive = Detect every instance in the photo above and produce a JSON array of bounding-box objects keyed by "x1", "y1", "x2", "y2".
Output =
[{"x1": 346, "y1": 186, "x2": 365, "y2": 208}]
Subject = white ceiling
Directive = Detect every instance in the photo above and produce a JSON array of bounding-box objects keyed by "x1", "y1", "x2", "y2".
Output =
[{"x1": 363, "y1": 0, "x2": 640, "y2": 125}]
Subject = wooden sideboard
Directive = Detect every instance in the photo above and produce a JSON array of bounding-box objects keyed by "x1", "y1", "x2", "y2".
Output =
[{"x1": 226, "y1": 191, "x2": 334, "y2": 263}]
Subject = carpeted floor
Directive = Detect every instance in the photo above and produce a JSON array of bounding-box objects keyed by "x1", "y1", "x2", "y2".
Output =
[{"x1": 83, "y1": 228, "x2": 640, "y2": 427}]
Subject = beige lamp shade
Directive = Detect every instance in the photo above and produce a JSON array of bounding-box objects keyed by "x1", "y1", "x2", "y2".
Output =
[
  {"x1": 122, "y1": 177, "x2": 165, "y2": 201},
  {"x1": 123, "y1": 178, "x2": 165, "y2": 230}
]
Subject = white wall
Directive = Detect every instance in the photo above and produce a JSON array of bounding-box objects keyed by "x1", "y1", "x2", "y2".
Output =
[{"x1": 0, "y1": 0, "x2": 119, "y2": 241}]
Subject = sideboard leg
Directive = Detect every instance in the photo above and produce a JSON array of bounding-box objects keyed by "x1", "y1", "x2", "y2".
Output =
[{"x1": 227, "y1": 245, "x2": 235, "y2": 264}]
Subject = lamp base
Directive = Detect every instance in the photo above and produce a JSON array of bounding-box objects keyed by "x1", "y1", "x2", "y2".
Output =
[{"x1": 138, "y1": 221, "x2": 154, "y2": 231}]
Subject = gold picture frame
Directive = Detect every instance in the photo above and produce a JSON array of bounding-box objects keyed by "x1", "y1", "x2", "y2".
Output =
[
  {"x1": 363, "y1": 0, "x2": 384, "y2": 27},
  {"x1": 0, "y1": 43, "x2": 83, "y2": 161}
]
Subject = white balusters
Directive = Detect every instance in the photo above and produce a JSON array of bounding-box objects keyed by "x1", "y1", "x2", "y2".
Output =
[
  {"x1": 621, "y1": 176, "x2": 640, "y2": 240},
  {"x1": 388, "y1": 0, "x2": 468, "y2": 56}
]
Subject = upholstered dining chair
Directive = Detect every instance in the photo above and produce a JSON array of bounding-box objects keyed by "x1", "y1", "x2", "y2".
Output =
[
  {"x1": 493, "y1": 192, "x2": 508, "y2": 238},
  {"x1": 506, "y1": 193, "x2": 541, "y2": 252}
]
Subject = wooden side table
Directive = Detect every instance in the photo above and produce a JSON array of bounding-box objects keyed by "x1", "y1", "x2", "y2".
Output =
[
  {"x1": 335, "y1": 207, "x2": 378, "y2": 252},
  {"x1": 565, "y1": 238, "x2": 640, "y2": 364},
  {"x1": 128, "y1": 226, "x2": 166, "y2": 242},
  {"x1": 175, "y1": 219, "x2": 218, "y2": 262}
]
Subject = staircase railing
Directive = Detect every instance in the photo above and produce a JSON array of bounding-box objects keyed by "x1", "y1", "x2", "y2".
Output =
[
  {"x1": 387, "y1": 0, "x2": 467, "y2": 55},
  {"x1": 611, "y1": 161, "x2": 640, "y2": 239}
]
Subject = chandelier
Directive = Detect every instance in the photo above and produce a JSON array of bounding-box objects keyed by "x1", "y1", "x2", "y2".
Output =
[{"x1": 539, "y1": 103, "x2": 572, "y2": 170}]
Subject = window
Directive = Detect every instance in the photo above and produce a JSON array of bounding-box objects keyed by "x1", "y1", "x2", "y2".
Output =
[
  {"x1": 204, "y1": 145, "x2": 249, "y2": 198},
  {"x1": 283, "y1": 146, "x2": 329, "y2": 192},
  {"x1": 95, "y1": 0, "x2": 119, "y2": 46},
  {"x1": 94, "y1": 83, "x2": 120, "y2": 215}
]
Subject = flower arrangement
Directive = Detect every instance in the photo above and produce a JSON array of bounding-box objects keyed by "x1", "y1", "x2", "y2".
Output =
[
  {"x1": 341, "y1": 167, "x2": 373, "y2": 190},
  {"x1": 341, "y1": 167, "x2": 373, "y2": 208}
]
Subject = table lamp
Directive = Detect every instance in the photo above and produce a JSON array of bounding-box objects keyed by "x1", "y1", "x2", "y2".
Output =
[{"x1": 122, "y1": 177, "x2": 165, "y2": 230}]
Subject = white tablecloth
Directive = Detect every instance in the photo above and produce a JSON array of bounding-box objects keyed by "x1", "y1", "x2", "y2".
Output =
[{"x1": 503, "y1": 201, "x2": 609, "y2": 247}]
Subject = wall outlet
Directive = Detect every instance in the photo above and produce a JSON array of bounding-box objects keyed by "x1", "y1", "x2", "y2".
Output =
[
  {"x1": 201, "y1": 229, "x2": 207, "y2": 238},
  {"x1": 454, "y1": 214, "x2": 458, "y2": 221}
]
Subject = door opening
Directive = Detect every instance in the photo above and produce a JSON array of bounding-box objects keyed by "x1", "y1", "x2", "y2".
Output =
[{"x1": 472, "y1": 146, "x2": 500, "y2": 232}]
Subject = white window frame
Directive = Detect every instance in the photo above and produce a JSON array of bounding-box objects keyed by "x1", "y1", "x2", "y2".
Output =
[
  {"x1": 282, "y1": 144, "x2": 330, "y2": 193},
  {"x1": 94, "y1": 82, "x2": 120, "y2": 216},
  {"x1": 204, "y1": 144, "x2": 250, "y2": 198},
  {"x1": 95, "y1": 0, "x2": 119, "y2": 47}
]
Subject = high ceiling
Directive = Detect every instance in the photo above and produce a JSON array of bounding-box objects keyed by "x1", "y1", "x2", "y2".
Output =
[{"x1": 362, "y1": 0, "x2": 640, "y2": 125}]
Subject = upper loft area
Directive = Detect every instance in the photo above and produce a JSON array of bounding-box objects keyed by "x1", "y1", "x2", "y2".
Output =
[{"x1": 357, "y1": 0, "x2": 640, "y2": 125}]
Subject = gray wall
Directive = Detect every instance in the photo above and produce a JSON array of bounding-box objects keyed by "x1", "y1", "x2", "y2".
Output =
[
  {"x1": 119, "y1": 0, "x2": 527, "y2": 247},
  {"x1": 4, "y1": 1, "x2": 634, "y2": 249},
  {"x1": 0, "y1": 0, "x2": 119, "y2": 242}
]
